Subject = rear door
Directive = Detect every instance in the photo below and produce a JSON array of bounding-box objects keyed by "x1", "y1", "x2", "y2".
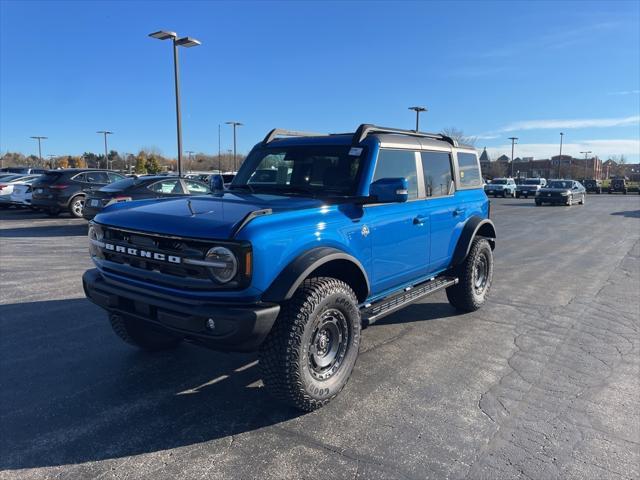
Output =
[{"x1": 420, "y1": 150, "x2": 459, "y2": 273}]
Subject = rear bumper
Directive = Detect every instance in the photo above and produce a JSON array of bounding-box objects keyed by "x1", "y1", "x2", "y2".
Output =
[
  {"x1": 82, "y1": 268, "x2": 280, "y2": 351},
  {"x1": 82, "y1": 205, "x2": 101, "y2": 220}
]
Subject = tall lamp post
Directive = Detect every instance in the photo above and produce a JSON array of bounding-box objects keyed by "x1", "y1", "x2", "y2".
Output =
[
  {"x1": 508, "y1": 137, "x2": 518, "y2": 178},
  {"x1": 408, "y1": 106, "x2": 427, "y2": 132},
  {"x1": 29, "y1": 136, "x2": 47, "y2": 166},
  {"x1": 149, "y1": 30, "x2": 201, "y2": 177},
  {"x1": 580, "y1": 150, "x2": 592, "y2": 180},
  {"x1": 558, "y1": 132, "x2": 564, "y2": 178},
  {"x1": 47, "y1": 154, "x2": 56, "y2": 169},
  {"x1": 97, "y1": 131, "x2": 113, "y2": 169},
  {"x1": 225, "y1": 121, "x2": 243, "y2": 171}
]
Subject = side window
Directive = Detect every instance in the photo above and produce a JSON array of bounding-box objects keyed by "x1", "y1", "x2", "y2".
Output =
[
  {"x1": 108, "y1": 172, "x2": 125, "y2": 183},
  {"x1": 148, "y1": 179, "x2": 183, "y2": 194},
  {"x1": 73, "y1": 173, "x2": 87, "y2": 182},
  {"x1": 184, "y1": 180, "x2": 209, "y2": 194},
  {"x1": 420, "y1": 151, "x2": 453, "y2": 197},
  {"x1": 457, "y1": 152, "x2": 482, "y2": 188},
  {"x1": 372, "y1": 149, "x2": 419, "y2": 200},
  {"x1": 85, "y1": 171, "x2": 109, "y2": 184}
]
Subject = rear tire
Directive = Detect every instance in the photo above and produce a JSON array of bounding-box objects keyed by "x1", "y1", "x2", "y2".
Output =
[
  {"x1": 259, "y1": 277, "x2": 361, "y2": 411},
  {"x1": 446, "y1": 238, "x2": 493, "y2": 312},
  {"x1": 69, "y1": 195, "x2": 85, "y2": 218},
  {"x1": 109, "y1": 314, "x2": 182, "y2": 351}
]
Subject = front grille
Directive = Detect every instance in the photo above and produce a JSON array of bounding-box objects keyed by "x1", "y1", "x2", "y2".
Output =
[{"x1": 100, "y1": 227, "x2": 214, "y2": 287}]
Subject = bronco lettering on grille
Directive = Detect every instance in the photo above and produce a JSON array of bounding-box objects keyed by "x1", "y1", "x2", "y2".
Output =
[{"x1": 104, "y1": 242, "x2": 181, "y2": 264}]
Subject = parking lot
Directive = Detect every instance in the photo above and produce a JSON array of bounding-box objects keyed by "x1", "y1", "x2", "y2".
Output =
[{"x1": 1, "y1": 195, "x2": 638, "y2": 480}]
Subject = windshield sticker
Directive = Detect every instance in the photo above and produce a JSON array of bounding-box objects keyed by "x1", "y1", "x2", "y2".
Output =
[{"x1": 348, "y1": 147, "x2": 363, "y2": 156}]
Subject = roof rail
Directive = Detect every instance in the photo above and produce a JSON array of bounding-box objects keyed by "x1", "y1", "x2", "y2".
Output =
[
  {"x1": 262, "y1": 128, "x2": 328, "y2": 144},
  {"x1": 352, "y1": 124, "x2": 458, "y2": 147}
]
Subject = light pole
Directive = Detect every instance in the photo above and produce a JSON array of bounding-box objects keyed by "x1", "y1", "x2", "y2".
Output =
[
  {"x1": 225, "y1": 121, "x2": 243, "y2": 171},
  {"x1": 558, "y1": 132, "x2": 564, "y2": 178},
  {"x1": 580, "y1": 150, "x2": 592, "y2": 180},
  {"x1": 97, "y1": 131, "x2": 113, "y2": 169},
  {"x1": 29, "y1": 136, "x2": 47, "y2": 166},
  {"x1": 47, "y1": 154, "x2": 56, "y2": 169},
  {"x1": 408, "y1": 106, "x2": 427, "y2": 132},
  {"x1": 218, "y1": 124, "x2": 221, "y2": 172},
  {"x1": 508, "y1": 137, "x2": 518, "y2": 178},
  {"x1": 149, "y1": 30, "x2": 201, "y2": 178}
]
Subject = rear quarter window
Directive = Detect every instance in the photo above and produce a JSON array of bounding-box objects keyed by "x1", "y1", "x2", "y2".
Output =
[{"x1": 457, "y1": 152, "x2": 482, "y2": 188}]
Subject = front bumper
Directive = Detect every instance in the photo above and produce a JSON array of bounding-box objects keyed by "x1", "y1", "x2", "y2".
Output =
[
  {"x1": 536, "y1": 195, "x2": 569, "y2": 204},
  {"x1": 83, "y1": 268, "x2": 280, "y2": 351}
]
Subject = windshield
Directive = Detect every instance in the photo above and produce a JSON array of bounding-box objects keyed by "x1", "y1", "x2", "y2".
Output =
[
  {"x1": 523, "y1": 179, "x2": 542, "y2": 185},
  {"x1": 492, "y1": 179, "x2": 508, "y2": 185},
  {"x1": 232, "y1": 145, "x2": 365, "y2": 196},
  {"x1": 547, "y1": 181, "x2": 572, "y2": 189}
]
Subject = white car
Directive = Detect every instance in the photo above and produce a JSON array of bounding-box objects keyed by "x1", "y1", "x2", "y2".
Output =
[
  {"x1": 10, "y1": 177, "x2": 41, "y2": 208},
  {"x1": 0, "y1": 175, "x2": 41, "y2": 208}
]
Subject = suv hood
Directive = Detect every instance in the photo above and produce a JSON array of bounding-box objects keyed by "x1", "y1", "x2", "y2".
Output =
[{"x1": 94, "y1": 192, "x2": 325, "y2": 239}]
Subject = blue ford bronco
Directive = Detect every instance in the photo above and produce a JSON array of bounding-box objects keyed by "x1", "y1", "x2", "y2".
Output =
[{"x1": 83, "y1": 125, "x2": 496, "y2": 411}]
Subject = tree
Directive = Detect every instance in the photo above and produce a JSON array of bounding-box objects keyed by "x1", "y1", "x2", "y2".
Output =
[
  {"x1": 145, "y1": 154, "x2": 161, "y2": 174},
  {"x1": 57, "y1": 157, "x2": 69, "y2": 169},
  {"x1": 135, "y1": 151, "x2": 147, "y2": 174},
  {"x1": 440, "y1": 127, "x2": 477, "y2": 146}
]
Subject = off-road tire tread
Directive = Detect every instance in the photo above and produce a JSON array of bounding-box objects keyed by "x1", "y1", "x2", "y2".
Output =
[
  {"x1": 259, "y1": 277, "x2": 360, "y2": 411},
  {"x1": 446, "y1": 238, "x2": 493, "y2": 312}
]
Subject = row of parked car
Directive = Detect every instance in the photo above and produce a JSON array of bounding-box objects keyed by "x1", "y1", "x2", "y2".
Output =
[
  {"x1": 483, "y1": 177, "x2": 588, "y2": 206},
  {"x1": 0, "y1": 168, "x2": 239, "y2": 219}
]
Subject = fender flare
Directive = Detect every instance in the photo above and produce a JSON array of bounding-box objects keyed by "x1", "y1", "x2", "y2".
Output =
[
  {"x1": 450, "y1": 216, "x2": 496, "y2": 267},
  {"x1": 261, "y1": 247, "x2": 370, "y2": 303}
]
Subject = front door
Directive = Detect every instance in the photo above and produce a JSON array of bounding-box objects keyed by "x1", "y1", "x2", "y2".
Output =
[{"x1": 366, "y1": 149, "x2": 429, "y2": 295}]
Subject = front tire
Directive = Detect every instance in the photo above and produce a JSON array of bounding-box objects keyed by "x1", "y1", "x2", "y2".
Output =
[
  {"x1": 580, "y1": 194, "x2": 585, "y2": 205},
  {"x1": 109, "y1": 314, "x2": 182, "y2": 351},
  {"x1": 446, "y1": 238, "x2": 493, "y2": 312},
  {"x1": 259, "y1": 277, "x2": 361, "y2": 411}
]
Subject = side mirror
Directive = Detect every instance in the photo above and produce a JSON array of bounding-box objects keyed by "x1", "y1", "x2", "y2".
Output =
[
  {"x1": 369, "y1": 177, "x2": 409, "y2": 203},
  {"x1": 210, "y1": 174, "x2": 224, "y2": 192}
]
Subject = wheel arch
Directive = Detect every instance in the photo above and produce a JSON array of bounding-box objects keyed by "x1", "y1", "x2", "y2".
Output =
[
  {"x1": 450, "y1": 216, "x2": 496, "y2": 267},
  {"x1": 261, "y1": 247, "x2": 370, "y2": 303}
]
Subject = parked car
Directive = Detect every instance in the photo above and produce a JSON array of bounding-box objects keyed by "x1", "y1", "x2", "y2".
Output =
[
  {"x1": 82, "y1": 176, "x2": 212, "y2": 220},
  {"x1": 484, "y1": 177, "x2": 516, "y2": 197},
  {"x1": 31, "y1": 169, "x2": 126, "y2": 218},
  {"x1": 535, "y1": 180, "x2": 586, "y2": 206},
  {"x1": 583, "y1": 179, "x2": 602, "y2": 194},
  {"x1": 608, "y1": 178, "x2": 628, "y2": 194},
  {"x1": 0, "y1": 167, "x2": 49, "y2": 175},
  {"x1": 0, "y1": 175, "x2": 41, "y2": 208},
  {"x1": 9, "y1": 176, "x2": 42, "y2": 208},
  {"x1": 83, "y1": 124, "x2": 496, "y2": 411},
  {"x1": 515, "y1": 178, "x2": 546, "y2": 198}
]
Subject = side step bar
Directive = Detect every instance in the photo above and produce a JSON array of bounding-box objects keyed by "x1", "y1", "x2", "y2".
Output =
[{"x1": 361, "y1": 276, "x2": 458, "y2": 325}]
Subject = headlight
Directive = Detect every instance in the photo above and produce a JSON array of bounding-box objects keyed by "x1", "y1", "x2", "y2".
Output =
[
  {"x1": 205, "y1": 246, "x2": 238, "y2": 283},
  {"x1": 560, "y1": 191, "x2": 570, "y2": 196},
  {"x1": 88, "y1": 223, "x2": 104, "y2": 258}
]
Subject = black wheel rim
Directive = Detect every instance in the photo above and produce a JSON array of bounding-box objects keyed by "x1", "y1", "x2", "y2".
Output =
[
  {"x1": 473, "y1": 253, "x2": 489, "y2": 293},
  {"x1": 308, "y1": 308, "x2": 349, "y2": 381}
]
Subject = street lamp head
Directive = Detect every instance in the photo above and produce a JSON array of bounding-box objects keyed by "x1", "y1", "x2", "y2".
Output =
[
  {"x1": 97, "y1": 131, "x2": 113, "y2": 135},
  {"x1": 149, "y1": 30, "x2": 177, "y2": 40},
  {"x1": 176, "y1": 37, "x2": 201, "y2": 48},
  {"x1": 408, "y1": 106, "x2": 427, "y2": 112},
  {"x1": 30, "y1": 136, "x2": 47, "y2": 140},
  {"x1": 225, "y1": 121, "x2": 243, "y2": 127}
]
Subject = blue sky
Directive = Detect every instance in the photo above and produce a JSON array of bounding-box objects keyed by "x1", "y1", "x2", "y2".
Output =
[{"x1": 1, "y1": 0, "x2": 639, "y2": 161}]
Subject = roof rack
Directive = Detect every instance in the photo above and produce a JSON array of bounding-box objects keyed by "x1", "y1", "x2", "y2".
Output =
[
  {"x1": 352, "y1": 124, "x2": 458, "y2": 147},
  {"x1": 262, "y1": 128, "x2": 328, "y2": 144}
]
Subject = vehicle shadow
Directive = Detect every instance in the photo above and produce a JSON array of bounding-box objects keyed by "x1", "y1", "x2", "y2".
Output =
[
  {"x1": 0, "y1": 223, "x2": 88, "y2": 237},
  {"x1": 0, "y1": 298, "x2": 302, "y2": 470},
  {"x1": 611, "y1": 210, "x2": 640, "y2": 218},
  {"x1": 0, "y1": 297, "x2": 465, "y2": 471}
]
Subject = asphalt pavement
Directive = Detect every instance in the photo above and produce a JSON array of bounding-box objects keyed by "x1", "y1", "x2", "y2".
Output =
[{"x1": 1, "y1": 195, "x2": 639, "y2": 480}]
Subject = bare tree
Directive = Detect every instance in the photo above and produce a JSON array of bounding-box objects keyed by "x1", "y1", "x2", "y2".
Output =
[{"x1": 440, "y1": 127, "x2": 477, "y2": 146}]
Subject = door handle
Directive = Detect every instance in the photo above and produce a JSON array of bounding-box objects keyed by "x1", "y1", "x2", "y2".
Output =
[
  {"x1": 453, "y1": 208, "x2": 466, "y2": 217},
  {"x1": 413, "y1": 215, "x2": 427, "y2": 225}
]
